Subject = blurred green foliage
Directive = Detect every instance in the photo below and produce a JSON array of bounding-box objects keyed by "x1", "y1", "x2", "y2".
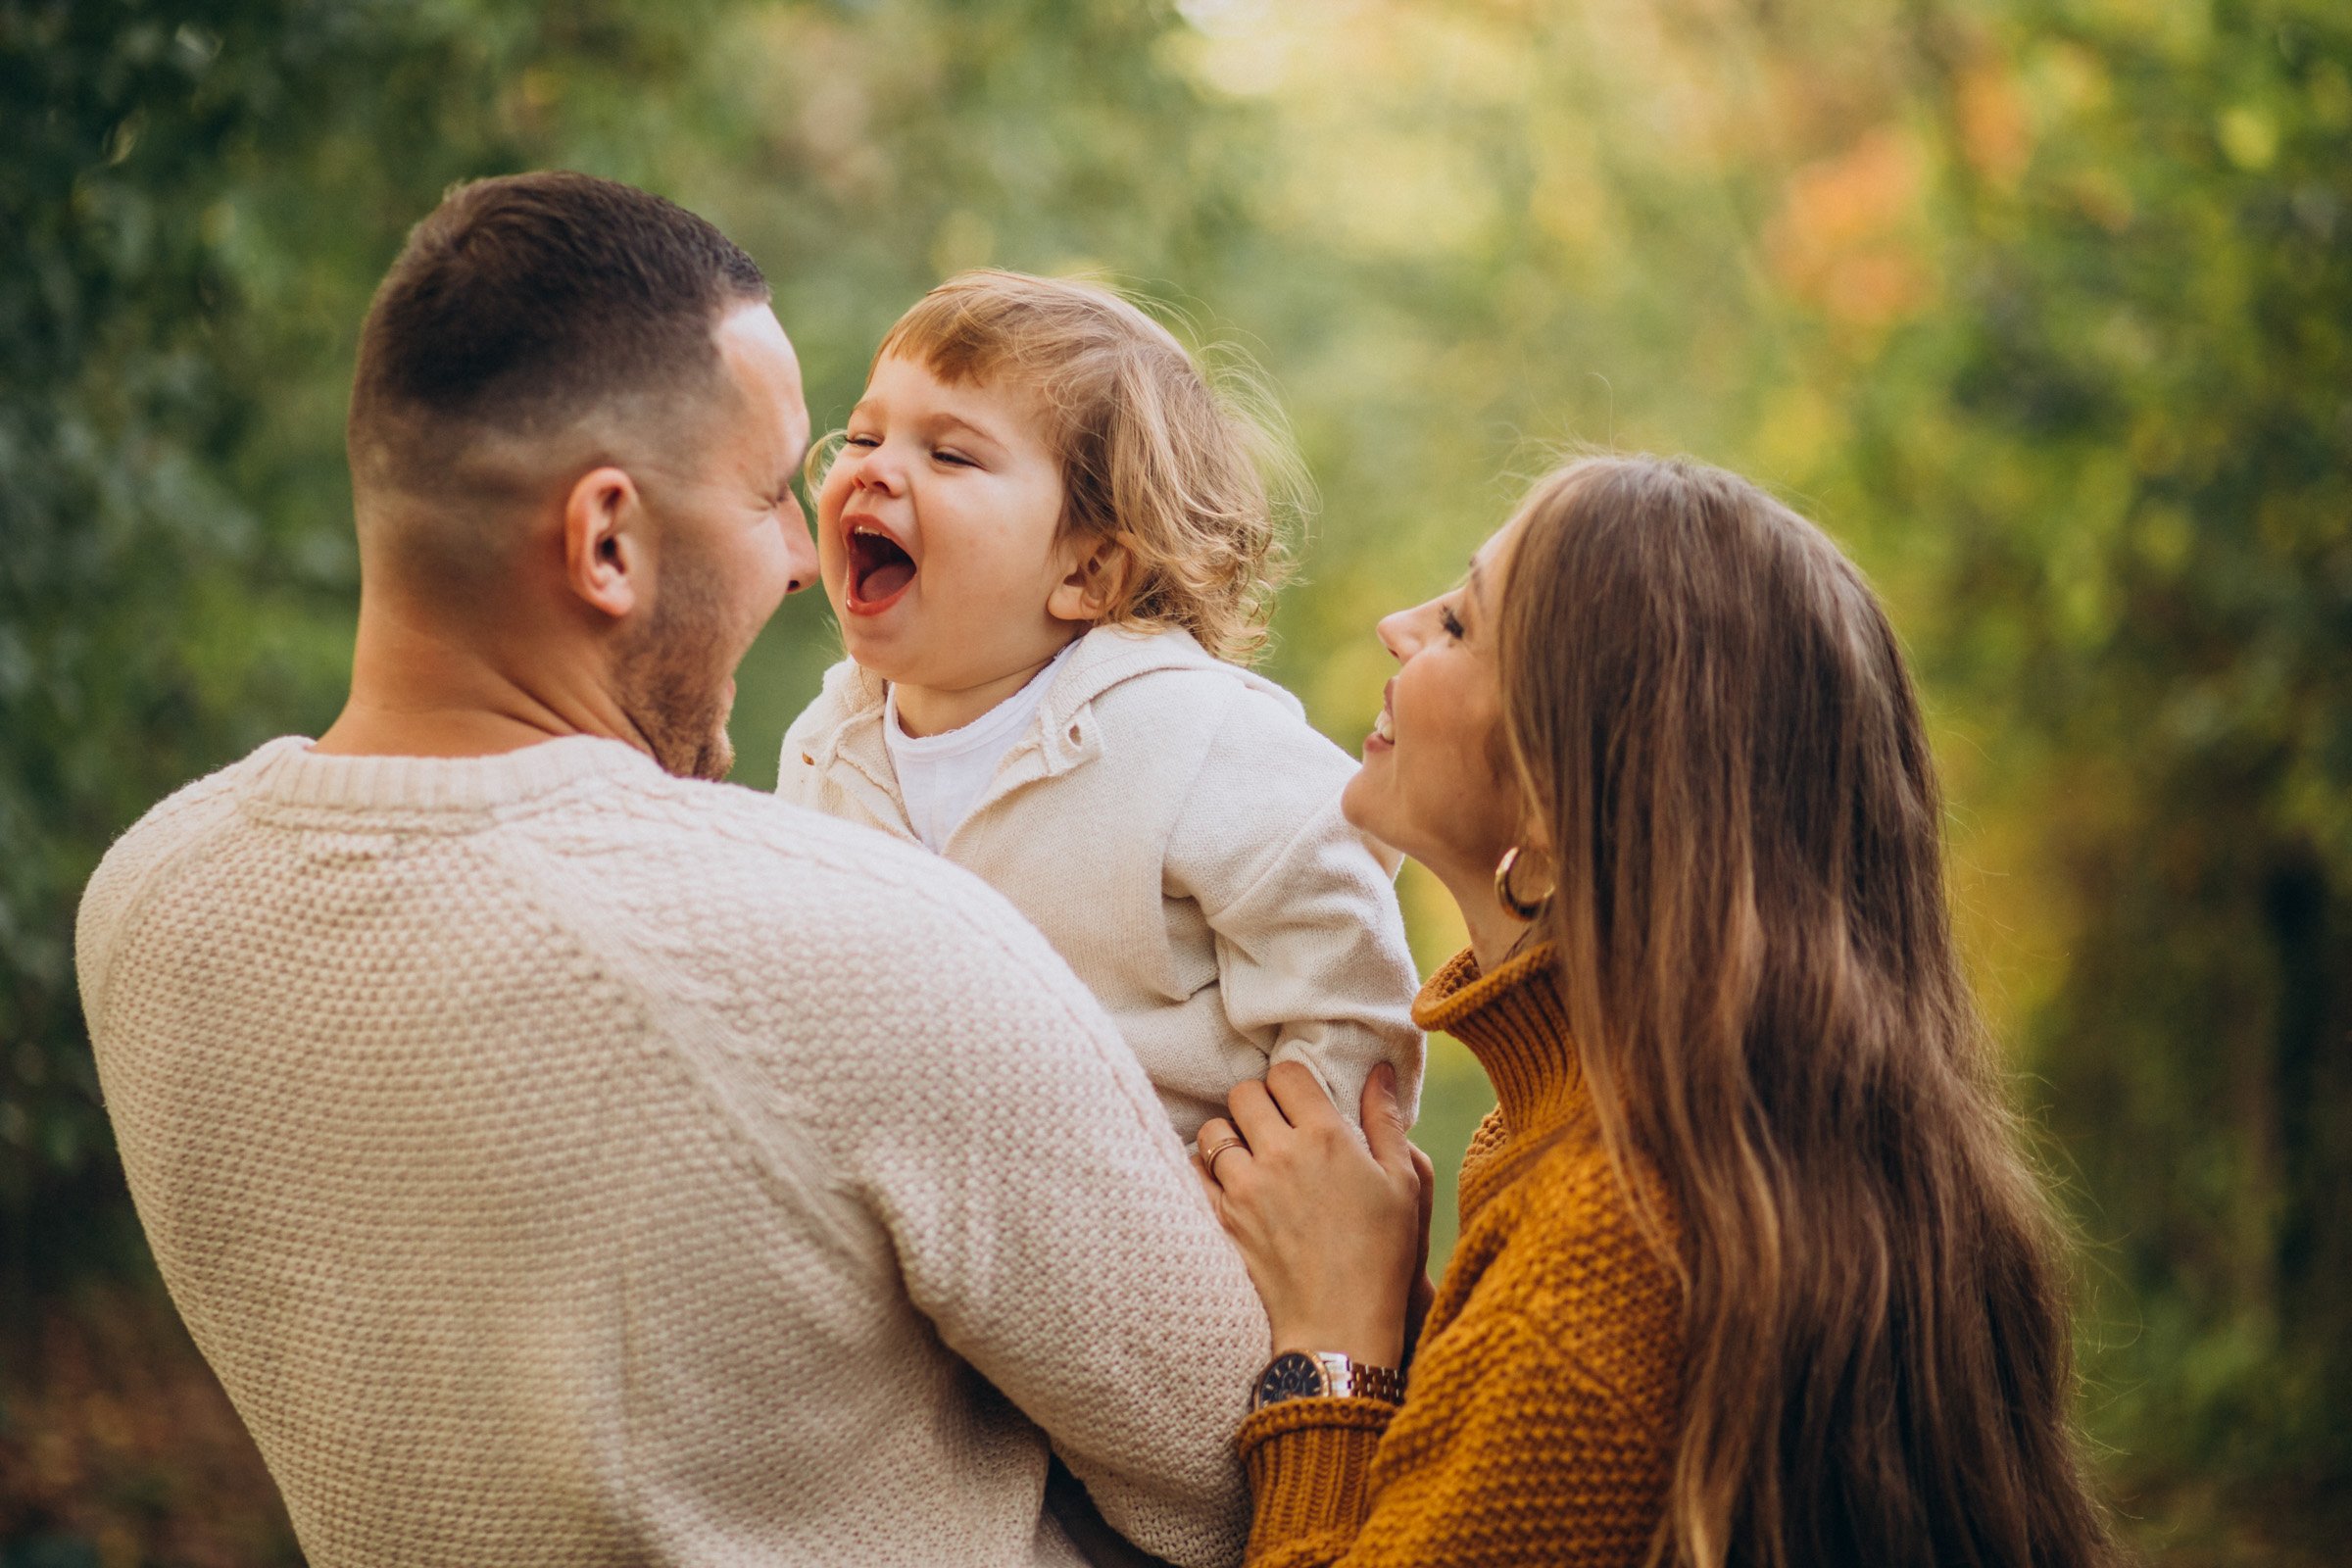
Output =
[{"x1": 3, "y1": 0, "x2": 2346, "y2": 1558}]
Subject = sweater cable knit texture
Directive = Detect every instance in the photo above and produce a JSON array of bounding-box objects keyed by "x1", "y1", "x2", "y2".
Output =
[
  {"x1": 1235, "y1": 945, "x2": 1684, "y2": 1567},
  {"x1": 77, "y1": 736, "x2": 1269, "y2": 1568}
]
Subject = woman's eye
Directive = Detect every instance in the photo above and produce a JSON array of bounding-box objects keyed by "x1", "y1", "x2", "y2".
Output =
[{"x1": 1441, "y1": 606, "x2": 1466, "y2": 639}]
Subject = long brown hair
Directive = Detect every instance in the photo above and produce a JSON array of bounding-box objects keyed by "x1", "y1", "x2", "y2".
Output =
[{"x1": 1496, "y1": 456, "x2": 2117, "y2": 1568}]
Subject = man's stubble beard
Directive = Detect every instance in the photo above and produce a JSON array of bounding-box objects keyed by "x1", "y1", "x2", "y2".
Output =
[{"x1": 616, "y1": 540, "x2": 739, "y2": 782}]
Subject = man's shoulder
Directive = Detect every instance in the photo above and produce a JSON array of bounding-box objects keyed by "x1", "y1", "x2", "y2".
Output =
[
  {"x1": 83, "y1": 738, "x2": 305, "y2": 896},
  {"x1": 104, "y1": 735, "x2": 302, "y2": 845},
  {"x1": 77, "y1": 738, "x2": 308, "y2": 1012}
]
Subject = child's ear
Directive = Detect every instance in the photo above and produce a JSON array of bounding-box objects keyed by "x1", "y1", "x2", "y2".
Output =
[{"x1": 1047, "y1": 532, "x2": 1134, "y2": 624}]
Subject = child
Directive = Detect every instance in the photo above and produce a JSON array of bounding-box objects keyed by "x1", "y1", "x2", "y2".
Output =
[{"x1": 779, "y1": 270, "x2": 1421, "y2": 1143}]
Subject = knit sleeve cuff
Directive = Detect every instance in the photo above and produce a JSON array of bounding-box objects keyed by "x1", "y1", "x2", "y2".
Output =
[{"x1": 1237, "y1": 1396, "x2": 1396, "y2": 1560}]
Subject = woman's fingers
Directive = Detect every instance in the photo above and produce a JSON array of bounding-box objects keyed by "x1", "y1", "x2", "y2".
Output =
[
  {"x1": 1408, "y1": 1138, "x2": 1437, "y2": 1273},
  {"x1": 1226, "y1": 1074, "x2": 1293, "y2": 1150},
  {"x1": 1196, "y1": 1117, "x2": 1250, "y2": 1189},
  {"x1": 1359, "y1": 1062, "x2": 1417, "y2": 1178},
  {"x1": 1262, "y1": 1060, "x2": 1344, "y2": 1131},
  {"x1": 1192, "y1": 1159, "x2": 1226, "y2": 1214}
]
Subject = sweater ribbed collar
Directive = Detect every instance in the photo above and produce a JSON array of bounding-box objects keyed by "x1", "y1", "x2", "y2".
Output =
[
  {"x1": 244, "y1": 733, "x2": 661, "y2": 813},
  {"x1": 1411, "y1": 943, "x2": 1587, "y2": 1140}
]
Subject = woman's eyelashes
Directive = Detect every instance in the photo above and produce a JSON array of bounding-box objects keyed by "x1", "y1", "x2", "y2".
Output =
[{"x1": 1440, "y1": 602, "x2": 1466, "y2": 640}]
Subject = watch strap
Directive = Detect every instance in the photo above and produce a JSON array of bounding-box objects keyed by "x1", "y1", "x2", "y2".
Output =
[
  {"x1": 1329, "y1": 1356, "x2": 1406, "y2": 1403},
  {"x1": 1253, "y1": 1348, "x2": 1405, "y2": 1410}
]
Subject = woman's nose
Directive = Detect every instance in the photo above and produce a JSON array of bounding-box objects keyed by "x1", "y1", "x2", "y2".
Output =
[{"x1": 1375, "y1": 608, "x2": 1414, "y2": 662}]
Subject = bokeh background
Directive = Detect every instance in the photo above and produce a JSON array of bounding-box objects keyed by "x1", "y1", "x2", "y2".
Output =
[{"x1": 4, "y1": 0, "x2": 2347, "y2": 1561}]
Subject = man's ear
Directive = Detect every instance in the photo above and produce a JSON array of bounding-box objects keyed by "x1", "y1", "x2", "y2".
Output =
[
  {"x1": 1046, "y1": 531, "x2": 1135, "y2": 625},
  {"x1": 562, "y1": 466, "x2": 644, "y2": 620}
]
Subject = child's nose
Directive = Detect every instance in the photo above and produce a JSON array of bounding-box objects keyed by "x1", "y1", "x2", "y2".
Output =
[{"x1": 853, "y1": 446, "x2": 907, "y2": 494}]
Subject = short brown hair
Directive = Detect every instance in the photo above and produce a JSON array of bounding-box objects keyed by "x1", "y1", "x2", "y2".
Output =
[
  {"x1": 349, "y1": 172, "x2": 767, "y2": 493},
  {"x1": 866, "y1": 270, "x2": 1302, "y2": 664}
]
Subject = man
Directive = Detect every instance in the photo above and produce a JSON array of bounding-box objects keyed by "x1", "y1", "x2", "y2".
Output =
[{"x1": 76, "y1": 172, "x2": 1267, "y2": 1566}]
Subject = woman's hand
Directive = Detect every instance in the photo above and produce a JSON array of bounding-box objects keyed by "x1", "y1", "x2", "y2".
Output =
[{"x1": 1197, "y1": 1061, "x2": 1426, "y2": 1370}]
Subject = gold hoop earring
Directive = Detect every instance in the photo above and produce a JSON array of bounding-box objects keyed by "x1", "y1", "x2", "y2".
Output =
[{"x1": 1494, "y1": 846, "x2": 1550, "y2": 921}]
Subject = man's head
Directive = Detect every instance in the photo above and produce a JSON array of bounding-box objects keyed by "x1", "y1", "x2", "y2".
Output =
[{"x1": 347, "y1": 172, "x2": 814, "y2": 779}]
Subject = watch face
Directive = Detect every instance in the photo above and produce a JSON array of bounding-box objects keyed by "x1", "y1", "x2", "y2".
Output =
[{"x1": 1254, "y1": 1351, "x2": 1329, "y2": 1407}]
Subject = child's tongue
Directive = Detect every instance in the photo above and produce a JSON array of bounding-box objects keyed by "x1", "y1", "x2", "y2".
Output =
[
  {"x1": 851, "y1": 531, "x2": 917, "y2": 602},
  {"x1": 862, "y1": 559, "x2": 915, "y2": 600}
]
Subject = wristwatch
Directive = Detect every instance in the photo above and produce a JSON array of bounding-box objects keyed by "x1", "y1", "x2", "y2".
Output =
[{"x1": 1250, "y1": 1349, "x2": 1405, "y2": 1410}]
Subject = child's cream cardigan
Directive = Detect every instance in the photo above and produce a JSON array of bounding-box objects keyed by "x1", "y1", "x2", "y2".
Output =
[{"x1": 780, "y1": 624, "x2": 1424, "y2": 1140}]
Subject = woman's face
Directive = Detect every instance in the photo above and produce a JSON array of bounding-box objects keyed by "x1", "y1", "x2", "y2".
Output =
[{"x1": 1342, "y1": 519, "x2": 1527, "y2": 891}]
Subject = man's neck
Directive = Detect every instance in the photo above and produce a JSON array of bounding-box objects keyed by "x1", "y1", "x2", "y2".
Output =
[
  {"x1": 313, "y1": 698, "x2": 571, "y2": 760},
  {"x1": 314, "y1": 597, "x2": 652, "y2": 762}
]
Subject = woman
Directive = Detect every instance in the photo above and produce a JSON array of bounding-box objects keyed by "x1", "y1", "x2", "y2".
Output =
[{"x1": 1194, "y1": 456, "x2": 2118, "y2": 1567}]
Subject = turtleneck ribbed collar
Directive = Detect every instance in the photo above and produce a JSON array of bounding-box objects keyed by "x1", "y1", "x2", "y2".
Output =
[{"x1": 1411, "y1": 943, "x2": 1587, "y2": 1140}]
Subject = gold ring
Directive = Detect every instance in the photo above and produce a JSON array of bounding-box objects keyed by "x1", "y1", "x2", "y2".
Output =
[{"x1": 1200, "y1": 1136, "x2": 1247, "y2": 1181}]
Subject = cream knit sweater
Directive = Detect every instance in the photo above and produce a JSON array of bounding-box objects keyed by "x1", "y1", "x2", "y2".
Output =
[
  {"x1": 76, "y1": 736, "x2": 1270, "y2": 1568},
  {"x1": 780, "y1": 626, "x2": 1424, "y2": 1144}
]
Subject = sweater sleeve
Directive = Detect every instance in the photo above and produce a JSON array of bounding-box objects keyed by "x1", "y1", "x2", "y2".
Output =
[
  {"x1": 840, "y1": 883, "x2": 1272, "y2": 1568},
  {"x1": 1163, "y1": 692, "x2": 1424, "y2": 1131},
  {"x1": 1236, "y1": 1307, "x2": 1671, "y2": 1568}
]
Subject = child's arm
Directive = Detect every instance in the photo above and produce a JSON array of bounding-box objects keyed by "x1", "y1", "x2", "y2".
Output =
[{"x1": 1164, "y1": 693, "x2": 1424, "y2": 1132}]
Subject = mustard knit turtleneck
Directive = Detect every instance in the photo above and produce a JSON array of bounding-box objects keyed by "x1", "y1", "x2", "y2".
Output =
[{"x1": 1235, "y1": 945, "x2": 1685, "y2": 1567}]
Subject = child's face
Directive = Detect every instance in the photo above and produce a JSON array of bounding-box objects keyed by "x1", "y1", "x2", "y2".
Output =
[{"x1": 816, "y1": 354, "x2": 1080, "y2": 693}]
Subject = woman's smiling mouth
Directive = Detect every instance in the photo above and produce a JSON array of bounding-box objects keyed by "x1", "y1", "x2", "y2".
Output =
[{"x1": 843, "y1": 518, "x2": 917, "y2": 614}]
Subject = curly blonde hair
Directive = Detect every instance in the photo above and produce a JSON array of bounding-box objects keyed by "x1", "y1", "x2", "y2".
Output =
[{"x1": 867, "y1": 270, "x2": 1304, "y2": 664}]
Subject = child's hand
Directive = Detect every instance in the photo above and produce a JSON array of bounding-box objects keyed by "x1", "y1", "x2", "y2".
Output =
[{"x1": 1195, "y1": 1061, "x2": 1424, "y2": 1372}]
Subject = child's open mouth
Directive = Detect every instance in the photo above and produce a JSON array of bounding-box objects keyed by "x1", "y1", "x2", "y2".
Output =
[{"x1": 844, "y1": 522, "x2": 917, "y2": 614}]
